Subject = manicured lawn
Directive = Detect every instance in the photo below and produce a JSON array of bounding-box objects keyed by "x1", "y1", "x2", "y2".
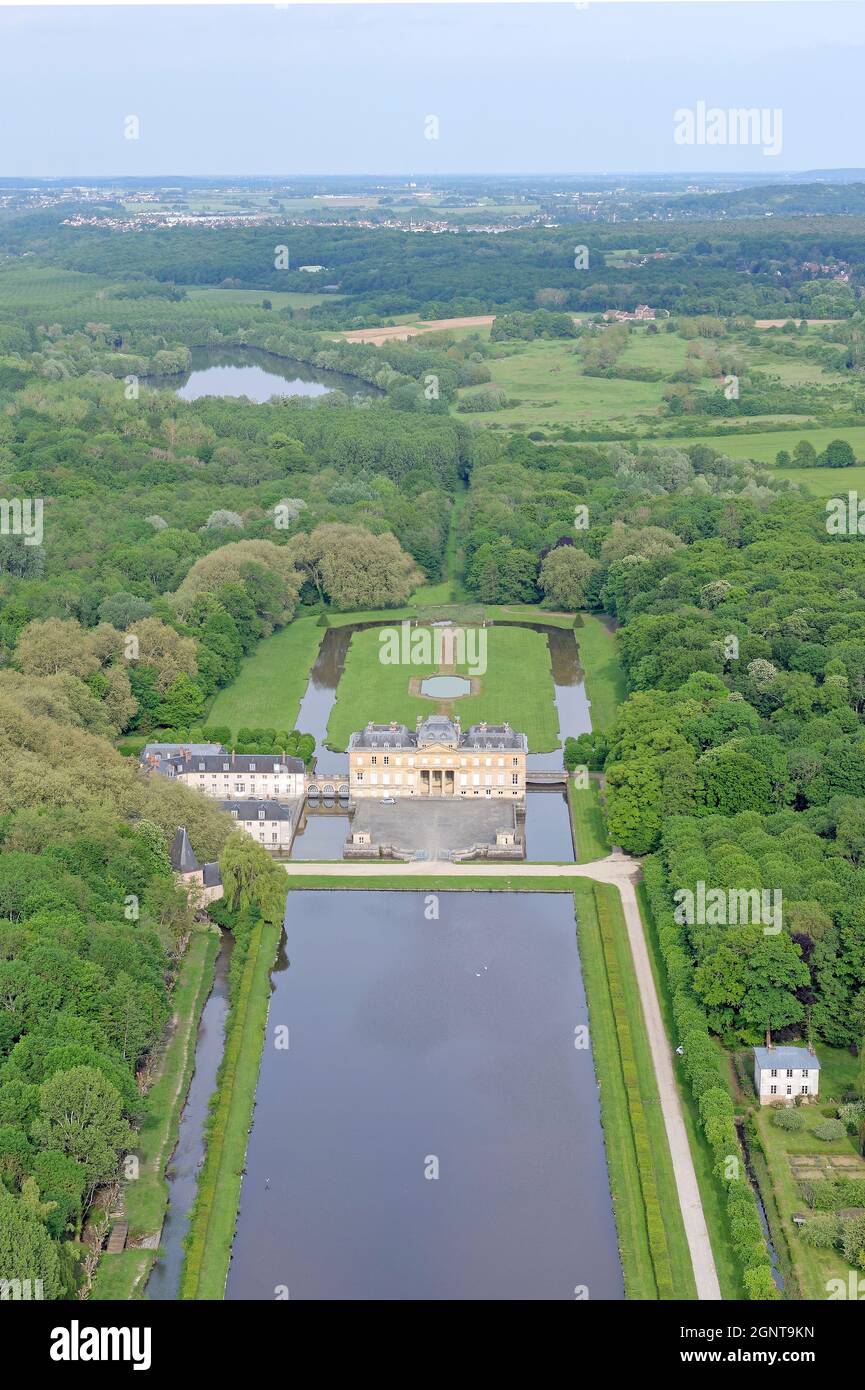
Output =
[
  {"x1": 576, "y1": 613, "x2": 627, "y2": 734},
  {"x1": 326, "y1": 623, "x2": 560, "y2": 752},
  {"x1": 206, "y1": 615, "x2": 323, "y2": 737},
  {"x1": 816, "y1": 1044, "x2": 861, "y2": 1103},
  {"x1": 91, "y1": 929, "x2": 221, "y2": 1301},
  {"x1": 588, "y1": 883, "x2": 697, "y2": 1298},
  {"x1": 574, "y1": 884, "x2": 658, "y2": 1298},
  {"x1": 569, "y1": 780, "x2": 609, "y2": 863},
  {"x1": 685, "y1": 424, "x2": 865, "y2": 468}
]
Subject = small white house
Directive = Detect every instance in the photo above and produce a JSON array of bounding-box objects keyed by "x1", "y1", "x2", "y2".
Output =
[{"x1": 753, "y1": 1045, "x2": 820, "y2": 1105}]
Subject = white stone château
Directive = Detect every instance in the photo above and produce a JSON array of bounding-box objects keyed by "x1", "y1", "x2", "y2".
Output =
[{"x1": 348, "y1": 715, "x2": 527, "y2": 800}]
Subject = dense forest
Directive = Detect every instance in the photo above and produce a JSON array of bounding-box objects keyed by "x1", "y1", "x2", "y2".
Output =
[{"x1": 3, "y1": 213, "x2": 865, "y2": 321}]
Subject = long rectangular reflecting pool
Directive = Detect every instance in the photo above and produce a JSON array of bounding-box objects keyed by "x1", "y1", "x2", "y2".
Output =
[{"x1": 225, "y1": 890, "x2": 623, "y2": 1300}]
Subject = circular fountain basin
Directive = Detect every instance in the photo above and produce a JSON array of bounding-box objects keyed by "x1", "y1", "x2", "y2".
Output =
[{"x1": 420, "y1": 674, "x2": 472, "y2": 698}]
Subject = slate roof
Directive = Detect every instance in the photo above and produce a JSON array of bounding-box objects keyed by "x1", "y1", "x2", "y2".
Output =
[
  {"x1": 165, "y1": 753, "x2": 304, "y2": 776},
  {"x1": 169, "y1": 826, "x2": 199, "y2": 875},
  {"x1": 141, "y1": 742, "x2": 224, "y2": 763},
  {"x1": 202, "y1": 862, "x2": 222, "y2": 887},
  {"x1": 462, "y1": 723, "x2": 527, "y2": 752},
  {"x1": 417, "y1": 714, "x2": 459, "y2": 746},
  {"x1": 754, "y1": 1046, "x2": 820, "y2": 1071},
  {"x1": 348, "y1": 718, "x2": 527, "y2": 753},
  {"x1": 349, "y1": 723, "x2": 415, "y2": 750},
  {"x1": 221, "y1": 799, "x2": 294, "y2": 821}
]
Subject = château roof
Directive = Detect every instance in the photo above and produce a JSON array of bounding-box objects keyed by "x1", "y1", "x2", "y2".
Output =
[{"x1": 348, "y1": 718, "x2": 527, "y2": 753}]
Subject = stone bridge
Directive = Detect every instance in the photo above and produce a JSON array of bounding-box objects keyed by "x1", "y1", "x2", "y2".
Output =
[
  {"x1": 525, "y1": 769, "x2": 568, "y2": 786},
  {"x1": 306, "y1": 774, "x2": 350, "y2": 801}
]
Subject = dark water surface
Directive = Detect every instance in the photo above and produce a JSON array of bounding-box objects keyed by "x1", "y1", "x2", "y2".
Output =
[
  {"x1": 524, "y1": 787, "x2": 575, "y2": 862},
  {"x1": 147, "y1": 933, "x2": 233, "y2": 1300},
  {"x1": 225, "y1": 891, "x2": 623, "y2": 1300},
  {"x1": 151, "y1": 346, "x2": 381, "y2": 403}
]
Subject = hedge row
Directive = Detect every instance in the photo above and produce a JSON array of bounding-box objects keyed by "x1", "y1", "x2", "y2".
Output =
[
  {"x1": 594, "y1": 886, "x2": 676, "y2": 1298},
  {"x1": 642, "y1": 856, "x2": 780, "y2": 1300}
]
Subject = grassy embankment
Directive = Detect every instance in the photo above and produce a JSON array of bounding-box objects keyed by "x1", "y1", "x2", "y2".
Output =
[
  {"x1": 205, "y1": 613, "x2": 323, "y2": 735},
  {"x1": 326, "y1": 622, "x2": 560, "y2": 752},
  {"x1": 90, "y1": 928, "x2": 221, "y2": 1300},
  {"x1": 566, "y1": 613, "x2": 626, "y2": 861},
  {"x1": 179, "y1": 907, "x2": 283, "y2": 1300},
  {"x1": 581, "y1": 883, "x2": 695, "y2": 1298},
  {"x1": 569, "y1": 780, "x2": 609, "y2": 863}
]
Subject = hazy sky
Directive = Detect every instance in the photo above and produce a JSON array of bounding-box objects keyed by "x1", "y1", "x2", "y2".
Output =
[{"x1": 0, "y1": 2, "x2": 863, "y2": 177}]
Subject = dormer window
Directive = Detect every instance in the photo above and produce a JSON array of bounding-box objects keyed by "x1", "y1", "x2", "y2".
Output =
[
  {"x1": 223, "y1": 763, "x2": 229, "y2": 771},
  {"x1": 249, "y1": 762, "x2": 256, "y2": 772},
  {"x1": 231, "y1": 809, "x2": 238, "y2": 818},
  {"x1": 198, "y1": 762, "x2": 205, "y2": 771},
  {"x1": 258, "y1": 809, "x2": 265, "y2": 820}
]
